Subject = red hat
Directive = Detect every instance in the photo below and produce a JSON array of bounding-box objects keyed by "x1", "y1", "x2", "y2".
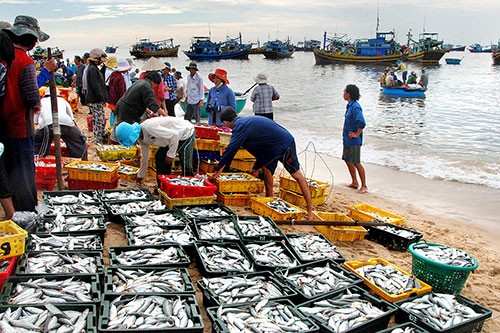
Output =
[{"x1": 208, "y1": 68, "x2": 229, "y2": 84}]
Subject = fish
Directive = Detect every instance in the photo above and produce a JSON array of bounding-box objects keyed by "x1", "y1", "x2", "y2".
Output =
[
  {"x1": 111, "y1": 268, "x2": 189, "y2": 294},
  {"x1": 246, "y1": 241, "x2": 298, "y2": 268},
  {"x1": 29, "y1": 234, "x2": 102, "y2": 251},
  {"x1": 99, "y1": 189, "x2": 151, "y2": 201},
  {"x1": 39, "y1": 214, "x2": 103, "y2": 233},
  {"x1": 108, "y1": 200, "x2": 166, "y2": 214},
  {"x1": 114, "y1": 247, "x2": 184, "y2": 266},
  {"x1": 198, "y1": 244, "x2": 254, "y2": 273},
  {"x1": 179, "y1": 206, "x2": 232, "y2": 219},
  {"x1": 287, "y1": 234, "x2": 343, "y2": 261},
  {"x1": 197, "y1": 218, "x2": 240, "y2": 240},
  {"x1": 389, "y1": 327, "x2": 418, "y2": 333},
  {"x1": 124, "y1": 211, "x2": 187, "y2": 227},
  {"x1": 266, "y1": 198, "x2": 302, "y2": 213},
  {"x1": 127, "y1": 225, "x2": 196, "y2": 246},
  {"x1": 44, "y1": 192, "x2": 97, "y2": 205},
  {"x1": 166, "y1": 176, "x2": 207, "y2": 187},
  {"x1": 44, "y1": 203, "x2": 106, "y2": 216},
  {"x1": 217, "y1": 173, "x2": 259, "y2": 181},
  {"x1": 372, "y1": 225, "x2": 421, "y2": 239},
  {"x1": 23, "y1": 251, "x2": 100, "y2": 275},
  {"x1": 355, "y1": 263, "x2": 423, "y2": 296},
  {"x1": 236, "y1": 216, "x2": 282, "y2": 238},
  {"x1": 412, "y1": 243, "x2": 476, "y2": 267}
]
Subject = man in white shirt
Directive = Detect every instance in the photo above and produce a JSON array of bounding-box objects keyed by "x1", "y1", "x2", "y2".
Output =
[
  {"x1": 184, "y1": 62, "x2": 204, "y2": 123},
  {"x1": 34, "y1": 89, "x2": 87, "y2": 158}
]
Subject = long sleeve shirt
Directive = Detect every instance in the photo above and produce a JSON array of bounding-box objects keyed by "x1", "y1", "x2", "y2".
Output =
[
  {"x1": 185, "y1": 73, "x2": 204, "y2": 105},
  {"x1": 163, "y1": 73, "x2": 177, "y2": 101},
  {"x1": 35, "y1": 96, "x2": 75, "y2": 129},
  {"x1": 115, "y1": 80, "x2": 160, "y2": 124},
  {"x1": 342, "y1": 100, "x2": 366, "y2": 146},
  {"x1": 85, "y1": 62, "x2": 108, "y2": 104},
  {"x1": 250, "y1": 83, "x2": 279, "y2": 114},
  {"x1": 207, "y1": 84, "x2": 236, "y2": 126}
]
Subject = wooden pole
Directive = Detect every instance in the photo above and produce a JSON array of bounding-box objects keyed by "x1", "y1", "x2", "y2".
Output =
[
  {"x1": 273, "y1": 220, "x2": 391, "y2": 227},
  {"x1": 47, "y1": 48, "x2": 63, "y2": 190}
]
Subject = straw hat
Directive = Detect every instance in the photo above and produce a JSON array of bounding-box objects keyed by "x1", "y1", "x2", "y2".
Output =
[
  {"x1": 116, "y1": 58, "x2": 130, "y2": 72},
  {"x1": 185, "y1": 62, "x2": 198, "y2": 71},
  {"x1": 254, "y1": 73, "x2": 267, "y2": 84},
  {"x1": 4, "y1": 15, "x2": 49, "y2": 42},
  {"x1": 142, "y1": 57, "x2": 166, "y2": 71},
  {"x1": 104, "y1": 55, "x2": 118, "y2": 69},
  {"x1": 208, "y1": 68, "x2": 229, "y2": 84}
]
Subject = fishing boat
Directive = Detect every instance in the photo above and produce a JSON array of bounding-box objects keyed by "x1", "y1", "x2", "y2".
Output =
[
  {"x1": 249, "y1": 40, "x2": 266, "y2": 54},
  {"x1": 493, "y1": 52, "x2": 500, "y2": 65},
  {"x1": 183, "y1": 35, "x2": 250, "y2": 61},
  {"x1": 105, "y1": 45, "x2": 118, "y2": 54},
  {"x1": 313, "y1": 31, "x2": 403, "y2": 64},
  {"x1": 468, "y1": 43, "x2": 497, "y2": 53},
  {"x1": 442, "y1": 44, "x2": 466, "y2": 52},
  {"x1": 262, "y1": 39, "x2": 295, "y2": 59},
  {"x1": 445, "y1": 58, "x2": 463, "y2": 65},
  {"x1": 31, "y1": 46, "x2": 64, "y2": 59},
  {"x1": 295, "y1": 39, "x2": 321, "y2": 52},
  {"x1": 179, "y1": 92, "x2": 249, "y2": 118},
  {"x1": 381, "y1": 85, "x2": 426, "y2": 98},
  {"x1": 406, "y1": 32, "x2": 447, "y2": 64},
  {"x1": 130, "y1": 38, "x2": 179, "y2": 58}
]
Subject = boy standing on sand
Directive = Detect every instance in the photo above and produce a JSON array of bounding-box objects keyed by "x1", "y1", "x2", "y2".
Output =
[{"x1": 342, "y1": 84, "x2": 367, "y2": 194}]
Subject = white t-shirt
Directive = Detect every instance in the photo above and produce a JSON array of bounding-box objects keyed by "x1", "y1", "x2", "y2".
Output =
[{"x1": 35, "y1": 96, "x2": 75, "y2": 129}]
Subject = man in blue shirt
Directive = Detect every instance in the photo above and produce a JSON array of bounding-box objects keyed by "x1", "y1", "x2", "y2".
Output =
[
  {"x1": 342, "y1": 84, "x2": 367, "y2": 194},
  {"x1": 213, "y1": 108, "x2": 313, "y2": 219}
]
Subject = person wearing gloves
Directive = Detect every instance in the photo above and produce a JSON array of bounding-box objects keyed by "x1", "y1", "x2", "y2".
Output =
[{"x1": 206, "y1": 68, "x2": 236, "y2": 127}]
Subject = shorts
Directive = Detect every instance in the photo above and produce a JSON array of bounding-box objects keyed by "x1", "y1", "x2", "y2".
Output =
[
  {"x1": 342, "y1": 145, "x2": 361, "y2": 164},
  {"x1": 266, "y1": 144, "x2": 301, "y2": 175}
]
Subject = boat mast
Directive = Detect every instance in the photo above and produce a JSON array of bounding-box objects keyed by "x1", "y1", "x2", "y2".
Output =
[{"x1": 376, "y1": 4, "x2": 380, "y2": 34}]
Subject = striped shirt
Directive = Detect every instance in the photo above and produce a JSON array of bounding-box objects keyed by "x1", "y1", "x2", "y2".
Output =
[{"x1": 251, "y1": 83, "x2": 279, "y2": 114}]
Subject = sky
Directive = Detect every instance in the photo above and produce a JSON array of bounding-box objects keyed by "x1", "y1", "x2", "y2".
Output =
[{"x1": 2, "y1": 0, "x2": 499, "y2": 51}]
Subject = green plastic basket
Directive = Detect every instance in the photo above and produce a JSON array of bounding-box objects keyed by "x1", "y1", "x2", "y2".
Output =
[{"x1": 409, "y1": 242, "x2": 478, "y2": 295}]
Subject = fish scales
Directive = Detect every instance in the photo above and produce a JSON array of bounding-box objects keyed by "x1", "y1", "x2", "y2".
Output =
[{"x1": 288, "y1": 234, "x2": 342, "y2": 261}]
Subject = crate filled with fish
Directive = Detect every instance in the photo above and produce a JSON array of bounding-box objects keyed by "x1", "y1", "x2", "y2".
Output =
[
  {"x1": 16, "y1": 250, "x2": 105, "y2": 277},
  {"x1": 108, "y1": 244, "x2": 191, "y2": 268},
  {"x1": 122, "y1": 210, "x2": 189, "y2": 228},
  {"x1": 348, "y1": 203, "x2": 405, "y2": 226},
  {"x1": 98, "y1": 294, "x2": 204, "y2": 332},
  {"x1": 96, "y1": 144, "x2": 138, "y2": 161},
  {"x1": 197, "y1": 270, "x2": 298, "y2": 308},
  {"x1": 279, "y1": 187, "x2": 328, "y2": 207},
  {"x1": 0, "y1": 303, "x2": 97, "y2": 333},
  {"x1": 192, "y1": 217, "x2": 243, "y2": 242},
  {"x1": 366, "y1": 224, "x2": 424, "y2": 251},
  {"x1": 117, "y1": 164, "x2": 140, "y2": 182},
  {"x1": 42, "y1": 202, "x2": 107, "y2": 217},
  {"x1": 26, "y1": 232, "x2": 103, "y2": 252},
  {"x1": 194, "y1": 124, "x2": 220, "y2": 140},
  {"x1": 250, "y1": 197, "x2": 307, "y2": 221},
  {"x1": 0, "y1": 273, "x2": 101, "y2": 306},
  {"x1": 125, "y1": 225, "x2": 197, "y2": 252},
  {"x1": 173, "y1": 203, "x2": 235, "y2": 221},
  {"x1": 408, "y1": 242, "x2": 479, "y2": 295},
  {"x1": 194, "y1": 240, "x2": 255, "y2": 277},
  {"x1": 158, "y1": 188, "x2": 217, "y2": 209},
  {"x1": 0, "y1": 256, "x2": 18, "y2": 289},
  {"x1": 378, "y1": 322, "x2": 431, "y2": 333},
  {"x1": 65, "y1": 160, "x2": 119, "y2": 182},
  {"x1": 37, "y1": 214, "x2": 106, "y2": 241},
  {"x1": 103, "y1": 267, "x2": 195, "y2": 295},
  {"x1": 229, "y1": 158, "x2": 255, "y2": 172},
  {"x1": 280, "y1": 175, "x2": 330, "y2": 198},
  {"x1": 297, "y1": 285, "x2": 398, "y2": 333},
  {"x1": 66, "y1": 175, "x2": 120, "y2": 190},
  {"x1": 158, "y1": 175, "x2": 217, "y2": 198},
  {"x1": 105, "y1": 199, "x2": 166, "y2": 222},
  {"x1": 216, "y1": 191, "x2": 255, "y2": 207},
  {"x1": 0, "y1": 220, "x2": 28, "y2": 260},
  {"x1": 34, "y1": 156, "x2": 61, "y2": 179},
  {"x1": 244, "y1": 240, "x2": 300, "y2": 272},
  {"x1": 344, "y1": 258, "x2": 432, "y2": 303},
  {"x1": 206, "y1": 298, "x2": 320, "y2": 333},
  {"x1": 42, "y1": 190, "x2": 100, "y2": 205},
  {"x1": 97, "y1": 188, "x2": 153, "y2": 202},
  {"x1": 235, "y1": 215, "x2": 286, "y2": 241},
  {"x1": 313, "y1": 211, "x2": 368, "y2": 242},
  {"x1": 211, "y1": 172, "x2": 264, "y2": 193},
  {"x1": 395, "y1": 293, "x2": 492, "y2": 333},
  {"x1": 285, "y1": 233, "x2": 346, "y2": 264},
  {"x1": 275, "y1": 259, "x2": 363, "y2": 302},
  {"x1": 220, "y1": 145, "x2": 255, "y2": 159}
]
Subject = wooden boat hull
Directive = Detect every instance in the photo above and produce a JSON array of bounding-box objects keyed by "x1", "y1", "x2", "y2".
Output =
[
  {"x1": 263, "y1": 51, "x2": 294, "y2": 59},
  {"x1": 407, "y1": 50, "x2": 447, "y2": 63},
  {"x1": 493, "y1": 52, "x2": 500, "y2": 65},
  {"x1": 183, "y1": 48, "x2": 249, "y2": 61},
  {"x1": 130, "y1": 46, "x2": 179, "y2": 58},
  {"x1": 249, "y1": 47, "x2": 266, "y2": 54},
  {"x1": 33, "y1": 51, "x2": 63, "y2": 59},
  {"x1": 382, "y1": 87, "x2": 426, "y2": 98},
  {"x1": 445, "y1": 58, "x2": 462, "y2": 65},
  {"x1": 180, "y1": 92, "x2": 248, "y2": 118},
  {"x1": 313, "y1": 48, "x2": 403, "y2": 64}
]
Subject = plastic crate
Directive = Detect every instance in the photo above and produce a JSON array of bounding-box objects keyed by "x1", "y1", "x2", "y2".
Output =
[
  {"x1": 344, "y1": 257, "x2": 432, "y2": 303},
  {"x1": 36, "y1": 178, "x2": 57, "y2": 191},
  {"x1": 199, "y1": 159, "x2": 218, "y2": 173},
  {"x1": 366, "y1": 224, "x2": 423, "y2": 251},
  {"x1": 66, "y1": 175, "x2": 119, "y2": 190},
  {"x1": 122, "y1": 209, "x2": 188, "y2": 228},
  {"x1": 96, "y1": 144, "x2": 137, "y2": 161},
  {"x1": 65, "y1": 160, "x2": 119, "y2": 182},
  {"x1": 26, "y1": 232, "x2": 104, "y2": 252},
  {"x1": 0, "y1": 220, "x2": 28, "y2": 260},
  {"x1": 348, "y1": 203, "x2": 405, "y2": 226},
  {"x1": 42, "y1": 203, "x2": 107, "y2": 218},
  {"x1": 220, "y1": 144, "x2": 254, "y2": 159},
  {"x1": 158, "y1": 189, "x2": 216, "y2": 209},
  {"x1": 193, "y1": 149, "x2": 220, "y2": 161},
  {"x1": 194, "y1": 240, "x2": 255, "y2": 277},
  {"x1": 192, "y1": 217, "x2": 242, "y2": 242},
  {"x1": 125, "y1": 225, "x2": 197, "y2": 254},
  {"x1": 173, "y1": 202, "x2": 235, "y2": 221},
  {"x1": 250, "y1": 197, "x2": 307, "y2": 221},
  {"x1": 42, "y1": 190, "x2": 100, "y2": 204},
  {"x1": 49, "y1": 140, "x2": 69, "y2": 157},
  {"x1": 236, "y1": 215, "x2": 286, "y2": 241},
  {"x1": 194, "y1": 124, "x2": 220, "y2": 139},
  {"x1": 244, "y1": 240, "x2": 300, "y2": 272},
  {"x1": 285, "y1": 233, "x2": 346, "y2": 264},
  {"x1": 279, "y1": 175, "x2": 330, "y2": 198},
  {"x1": 313, "y1": 211, "x2": 368, "y2": 242},
  {"x1": 229, "y1": 158, "x2": 255, "y2": 172},
  {"x1": 158, "y1": 175, "x2": 217, "y2": 198},
  {"x1": 377, "y1": 322, "x2": 431, "y2": 333},
  {"x1": 99, "y1": 294, "x2": 204, "y2": 333},
  {"x1": 34, "y1": 157, "x2": 60, "y2": 178},
  {"x1": 212, "y1": 172, "x2": 264, "y2": 193},
  {"x1": 395, "y1": 293, "x2": 492, "y2": 333},
  {"x1": 36, "y1": 215, "x2": 106, "y2": 241},
  {"x1": 195, "y1": 138, "x2": 220, "y2": 151},
  {"x1": 0, "y1": 273, "x2": 101, "y2": 305},
  {"x1": 279, "y1": 188, "x2": 328, "y2": 207},
  {"x1": 97, "y1": 189, "x2": 152, "y2": 202},
  {"x1": 218, "y1": 131, "x2": 232, "y2": 145},
  {"x1": 216, "y1": 191, "x2": 255, "y2": 207},
  {"x1": 408, "y1": 242, "x2": 478, "y2": 295},
  {"x1": 117, "y1": 164, "x2": 140, "y2": 182},
  {"x1": 0, "y1": 256, "x2": 18, "y2": 289},
  {"x1": 108, "y1": 244, "x2": 191, "y2": 268}
]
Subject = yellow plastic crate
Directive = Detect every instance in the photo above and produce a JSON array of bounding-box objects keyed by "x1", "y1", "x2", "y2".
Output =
[
  {"x1": 0, "y1": 220, "x2": 28, "y2": 260},
  {"x1": 313, "y1": 211, "x2": 367, "y2": 242},
  {"x1": 158, "y1": 189, "x2": 216, "y2": 209},
  {"x1": 213, "y1": 173, "x2": 264, "y2": 193},
  {"x1": 149, "y1": 145, "x2": 159, "y2": 159},
  {"x1": 250, "y1": 197, "x2": 306, "y2": 221},
  {"x1": 218, "y1": 132, "x2": 232, "y2": 145},
  {"x1": 148, "y1": 167, "x2": 157, "y2": 179},
  {"x1": 347, "y1": 203, "x2": 405, "y2": 226},
  {"x1": 220, "y1": 145, "x2": 254, "y2": 159},
  {"x1": 195, "y1": 138, "x2": 220, "y2": 151},
  {"x1": 279, "y1": 188, "x2": 327, "y2": 208},
  {"x1": 199, "y1": 160, "x2": 219, "y2": 173},
  {"x1": 96, "y1": 145, "x2": 138, "y2": 161},
  {"x1": 343, "y1": 258, "x2": 432, "y2": 302},
  {"x1": 279, "y1": 175, "x2": 330, "y2": 198},
  {"x1": 230, "y1": 159, "x2": 255, "y2": 172},
  {"x1": 118, "y1": 164, "x2": 139, "y2": 182},
  {"x1": 216, "y1": 192, "x2": 255, "y2": 207},
  {"x1": 65, "y1": 161, "x2": 119, "y2": 182}
]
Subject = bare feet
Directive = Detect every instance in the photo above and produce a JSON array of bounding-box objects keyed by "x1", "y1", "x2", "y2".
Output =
[
  {"x1": 357, "y1": 186, "x2": 368, "y2": 194},
  {"x1": 346, "y1": 183, "x2": 359, "y2": 189}
]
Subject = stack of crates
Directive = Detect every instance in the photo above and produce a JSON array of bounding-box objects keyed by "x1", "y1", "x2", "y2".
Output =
[
  {"x1": 219, "y1": 132, "x2": 256, "y2": 173},
  {"x1": 49, "y1": 140, "x2": 69, "y2": 157},
  {"x1": 34, "y1": 157, "x2": 60, "y2": 191},
  {"x1": 0, "y1": 220, "x2": 28, "y2": 289},
  {"x1": 213, "y1": 173, "x2": 264, "y2": 207},
  {"x1": 193, "y1": 125, "x2": 221, "y2": 174},
  {"x1": 96, "y1": 144, "x2": 138, "y2": 162},
  {"x1": 64, "y1": 160, "x2": 119, "y2": 190},
  {"x1": 279, "y1": 175, "x2": 330, "y2": 208}
]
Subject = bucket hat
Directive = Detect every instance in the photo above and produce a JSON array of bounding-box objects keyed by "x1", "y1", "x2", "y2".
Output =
[
  {"x1": 104, "y1": 55, "x2": 118, "y2": 69},
  {"x1": 175, "y1": 71, "x2": 182, "y2": 78},
  {"x1": 208, "y1": 68, "x2": 229, "y2": 84},
  {"x1": 164, "y1": 62, "x2": 171, "y2": 69},
  {"x1": 115, "y1": 122, "x2": 141, "y2": 147},
  {"x1": 185, "y1": 62, "x2": 198, "y2": 71},
  {"x1": 89, "y1": 48, "x2": 107, "y2": 62},
  {"x1": 116, "y1": 59, "x2": 130, "y2": 72},
  {"x1": 142, "y1": 57, "x2": 166, "y2": 71},
  {"x1": 254, "y1": 73, "x2": 267, "y2": 84},
  {"x1": 4, "y1": 15, "x2": 49, "y2": 42}
]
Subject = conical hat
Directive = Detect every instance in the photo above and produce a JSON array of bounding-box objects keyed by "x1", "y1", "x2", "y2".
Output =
[{"x1": 142, "y1": 57, "x2": 166, "y2": 71}]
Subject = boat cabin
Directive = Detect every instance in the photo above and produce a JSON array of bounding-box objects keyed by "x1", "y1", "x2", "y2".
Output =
[{"x1": 354, "y1": 31, "x2": 397, "y2": 56}]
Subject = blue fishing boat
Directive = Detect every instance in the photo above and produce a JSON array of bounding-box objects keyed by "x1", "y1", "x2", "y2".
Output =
[
  {"x1": 105, "y1": 45, "x2": 118, "y2": 54},
  {"x1": 130, "y1": 38, "x2": 179, "y2": 58},
  {"x1": 382, "y1": 86, "x2": 426, "y2": 98},
  {"x1": 468, "y1": 43, "x2": 497, "y2": 53},
  {"x1": 445, "y1": 58, "x2": 462, "y2": 65},
  {"x1": 183, "y1": 35, "x2": 251, "y2": 61},
  {"x1": 179, "y1": 92, "x2": 249, "y2": 118},
  {"x1": 262, "y1": 39, "x2": 295, "y2": 59}
]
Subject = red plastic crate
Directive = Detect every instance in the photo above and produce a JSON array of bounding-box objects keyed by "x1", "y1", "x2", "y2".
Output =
[
  {"x1": 49, "y1": 140, "x2": 69, "y2": 157},
  {"x1": 0, "y1": 256, "x2": 18, "y2": 289},
  {"x1": 158, "y1": 175, "x2": 217, "y2": 198},
  {"x1": 66, "y1": 175, "x2": 119, "y2": 190},
  {"x1": 36, "y1": 178, "x2": 57, "y2": 191},
  {"x1": 194, "y1": 125, "x2": 220, "y2": 139}
]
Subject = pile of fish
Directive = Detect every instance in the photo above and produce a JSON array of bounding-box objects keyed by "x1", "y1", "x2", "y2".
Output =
[
  {"x1": 216, "y1": 299, "x2": 313, "y2": 332},
  {"x1": 7, "y1": 276, "x2": 94, "y2": 304},
  {"x1": 44, "y1": 192, "x2": 97, "y2": 205},
  {"x1": 23, "y1": 252, "x2": 100, "y2": 274},
  {"x1": 217, "y1": 173, "x2": 258, "y2": 181},
  {"x1": 201, "y1": 275, "x2": 286, "y2": 305},
  {"x1": 354, "y1": 209, "x2": 398, "y2": 223},
  {"x1": 306, "y1": 179, "x2": 321, "y2": 187},
  {"x1": 373, "y1": 225, "x2": 421, "y2": 239},
  {"x1": 166, "y1": 176, "x2": 207, "y2": 187},
  {"x1": 198, "y1": 244, "x2": 253, "y2": 273},
  {"x1": 114, "y1": 247, "x2": 184, "y2": 266},
  {"x1": 99, "y1": 189, "x2": 149, "y2": 201},
  {"x1": 111, "y1": 268, "x2": 189, "y2": 294},
  {"x1": 412, "y1": 243, "x2": 476, "y2": 267},
  {"x1": 287, "y1": 234, "x2": 343, "y2": 261},
  {"x1": 399, "y1": 293, "x2": 481, "y2": 330},
  {"x1": 34, "y1": 159, "x2": 56, "y2": 168},
  {"x1": 388, "y1": 326, "x2": 419, "y2": 333},
  {"x1": 40, "y1": 215, "x2": 102, "y2": 232},
  {"x1": 281, "y1": 263, "x2": 357, "y2": 298},
  {"x1": 44, "y1": 203, "x2": 105, "y2": 216},
  {"x1": 105, "y1": 295, "x2": 198, "y2": 329},
  {"x1": 246, "y1": 242, "x2": 298, "y2": 268},
  {"x1": 237, "y1": 216, "x2": 282, "y2": 238},
  {"x1": 266, "y1": 198, "x2": 302, "y2": 213},
  {"x1": 70, "y1": 162, "x2": 114, "y2": 171},
  {"x1": 108, "y1": 200, "x2": 165, "y2": 214},
  {"x1": 354, "y1": 263, "x2": 422, "y2": 295},
  {"x1": 197, "y1": 219, "x2": 239, "y2": 240},
  {"x1": 128, "y1": 225, "x2": 195, "y2": 246},
  {"x1": 124, "y1": 212, "x2": 186, "y2": 227},
  {"x1": 0, "y1": 304, "x2": 90, "y2": 332},
  {"x1": 118, "y1": 165, "x2": 138, "y2": 175},
  {"x1": 29, "y1": 234, "x2": 102, "y2": 251},
  {"x1": 298, "y1": 291, "x2": 388, "y2": 332},
  {"x1": 179, "y1": 206, "x2": 232, "y2": 219},
  {"x1": 96, "y1": 144, "x2": 132, "y2": 151}
]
